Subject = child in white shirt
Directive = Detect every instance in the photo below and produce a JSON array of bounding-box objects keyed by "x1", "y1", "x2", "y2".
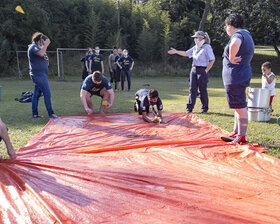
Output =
[{"x1": 262, "y1": 62, "x2": 276, "y2": 112}]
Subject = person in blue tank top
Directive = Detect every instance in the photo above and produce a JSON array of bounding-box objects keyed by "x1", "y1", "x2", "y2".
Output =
[
  {"x1": 220, "y1": 13, "x2": 255, "y2": 144},
  {"x1": 168, "y1": 31, "x2": 215, "y2": 113},
  {"x1": 28, "y1": 32, "x2": 59, "y2": 119}
]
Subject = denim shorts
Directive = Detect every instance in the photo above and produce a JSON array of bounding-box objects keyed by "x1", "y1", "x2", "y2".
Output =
[{"x1": 225, "y1": 85, "x2": 247, "y2": 109}]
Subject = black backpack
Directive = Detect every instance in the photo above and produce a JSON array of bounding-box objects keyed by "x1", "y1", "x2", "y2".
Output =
[{"x1": 15, "y1": 91, "x2": 34, "y2": 103}]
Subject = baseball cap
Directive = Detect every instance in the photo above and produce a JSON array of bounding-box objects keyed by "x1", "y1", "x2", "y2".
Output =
[{"x1": 191, "y1": 31, "x2": 205, "y2": 38}]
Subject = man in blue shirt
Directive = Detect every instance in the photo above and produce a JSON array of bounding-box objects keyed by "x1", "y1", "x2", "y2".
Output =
[
  {"x1": 28, "y1": 32, "x2": 58, "y2": 119},
  {"x1": 134, "y1": 89, "x2": 163, "y2": 123},
  {"x1": 81, "y1": 71, "x2": 114, "y2": 114},
  {"x1": 116, "y1": 49, "x2": 134, "y2": 91}
]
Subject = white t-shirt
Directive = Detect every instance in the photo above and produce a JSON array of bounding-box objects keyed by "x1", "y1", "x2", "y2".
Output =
[{"x1": 262, "y1": 72, "x2": 276, "y2": 96}]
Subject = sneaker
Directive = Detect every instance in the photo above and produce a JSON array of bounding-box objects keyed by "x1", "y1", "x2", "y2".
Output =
[
  {"x1": 229, "y1": 135, "x2": 247, "y2": 144},
  {"x1": 221, "y1": 131, "x2": 237, "y2": 142},
  {"x1": 186, "y1": 110, "x2": 192, "y2": 114},
  {"x1": 33, "y1": 115, "x2": 43, "y2": 118},
  {"x1": 201, "y1": 110, "x2": 207, "y2": 114},
  {"x1": 49, "y1": 114, "x2": 59, "y2": 119}
]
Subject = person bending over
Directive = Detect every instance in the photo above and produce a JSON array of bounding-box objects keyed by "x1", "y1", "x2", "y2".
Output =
[
  {"x1": 80, "y1": 71, "x2": 114, "y2": 114},
  {"x1": 0, "y1": 118, "x2": 16, "y2": 160},
  {"x1": 134, "y1": 89, "x2": 163, "y2": 123}
]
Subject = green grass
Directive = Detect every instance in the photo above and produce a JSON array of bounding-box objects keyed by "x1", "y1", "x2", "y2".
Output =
[{"x1": 1, "y1": 45, "x2": 279, "y2": 158}]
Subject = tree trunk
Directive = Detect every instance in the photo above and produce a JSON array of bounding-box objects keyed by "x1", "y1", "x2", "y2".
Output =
[
  {"x1": 273, "y1": 42, "x2": 280, "y2": 60},
  {"x1": 198, "y1": 0, "x2": 211, "y2": 31}
]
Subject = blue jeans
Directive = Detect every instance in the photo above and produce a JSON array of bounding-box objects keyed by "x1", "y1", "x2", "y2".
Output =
[
  {"x1": 31, "y1": 74, "x2": 54, "y2": 116},
  {"x1": 121, "y1": 70, "x2": 131, "y2": 91},
  {"x1": 187, "y1": 67, "x2": 209, "y2": 112}
]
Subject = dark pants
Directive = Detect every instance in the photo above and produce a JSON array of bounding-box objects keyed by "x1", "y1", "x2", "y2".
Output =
[
  {"x1": 31, "y1": 74, "x2": 54, "y2": 116},
  {"x1": 121, "y1": 70, "x2": 131, "y2": 91},
  {"x1": 186, "y1": 67, "x2": 209, "y2": 112}
]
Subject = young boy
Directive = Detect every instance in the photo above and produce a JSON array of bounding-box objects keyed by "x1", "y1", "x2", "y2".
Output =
[
  {"x1": 262, "y1": 62, "x2": 276, "y2": 112},
  {"x1": 134, "y1": 89, "x2": 163, "y2": 123}
]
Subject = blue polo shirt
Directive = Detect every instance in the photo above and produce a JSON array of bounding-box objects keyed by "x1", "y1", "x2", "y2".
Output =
[
  {"x1": 28, "y1": 42, "x2": 48, "y2": 76},
  {"x1": 90, "y1": 54, "x2": 103, "y2": 72},
  {"x1": 186, "y1": 44, "x2": 215, "y2": 67},
  {"x1": 222, "y1": 29, "x2": 255, "y2": 86},
  {"x1": 82, "y1": 75, "x2": 112, "y2": 95},
  {"x1": 117, "y1": 56, "x2": 134, "y2": 71}
]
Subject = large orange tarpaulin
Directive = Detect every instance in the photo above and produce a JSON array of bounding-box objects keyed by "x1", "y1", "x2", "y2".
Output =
[{"x1": 1, "y1": 113, "x2": 280, "y2": 224}]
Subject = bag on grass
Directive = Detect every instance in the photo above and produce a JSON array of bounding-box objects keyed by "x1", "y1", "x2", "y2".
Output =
[{"x1": 15, "y1": 91, "x2": 34, "y2": 103}]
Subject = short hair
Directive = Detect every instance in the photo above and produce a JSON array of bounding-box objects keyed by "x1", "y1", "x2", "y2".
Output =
[
  {"x1": 32, "y1": 32, "x2": 43, "y2": 42},
  {"x1": 225, "y1": 13, "x2": 244, "y2": 28},
  {"x1": 92, "y1": 71, "x2": 102, "y2": 82},
  {"x1": 148, "y1": 89, "x2": 159, "y2": 99},
  {"x1": 262, "y1": 62, "x2": 272, "y2": 69}
]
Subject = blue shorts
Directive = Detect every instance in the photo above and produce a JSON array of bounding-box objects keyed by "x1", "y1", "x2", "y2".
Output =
[{"x1": 225, "y1": 85, "x2": 247, "y2": 109}]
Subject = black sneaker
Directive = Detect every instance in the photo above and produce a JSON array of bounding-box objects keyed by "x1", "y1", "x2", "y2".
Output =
[
  {"x1": 186, "y1": 110, "x2": 192, "y2": 114},
  {"x1": 33, "y1": 115, "x2": 43, "y2": 118},
  {"x1": 49, "y1": 114, "x2": 59, "y2": 119}
]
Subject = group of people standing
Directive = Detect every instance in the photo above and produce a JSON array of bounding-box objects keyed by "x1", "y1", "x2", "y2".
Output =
[{"x1": 81, "y1": 46, "x2": 134, "y2": 92}]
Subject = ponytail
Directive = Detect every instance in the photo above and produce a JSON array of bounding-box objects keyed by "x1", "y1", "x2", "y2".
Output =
[{"x1": 204, "y1": 32, "x2": 211, "y2": 44}]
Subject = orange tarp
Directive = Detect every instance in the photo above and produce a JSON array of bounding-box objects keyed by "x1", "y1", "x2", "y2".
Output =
[{"x1": 1, "y1": 113, "x2": 280, "y2": 224}]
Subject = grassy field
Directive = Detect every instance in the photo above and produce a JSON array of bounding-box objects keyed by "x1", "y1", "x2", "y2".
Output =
[{"x1": 0, "y1": 45, "x2": 279, "y2": 158}]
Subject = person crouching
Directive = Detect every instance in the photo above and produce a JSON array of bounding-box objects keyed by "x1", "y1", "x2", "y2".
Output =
[
  {"x1": 80, "y1": 71, "x2": 114, "y2": 114},
  {"x1": 134, "y1": 89, "x2": 163, "y2": 123}
]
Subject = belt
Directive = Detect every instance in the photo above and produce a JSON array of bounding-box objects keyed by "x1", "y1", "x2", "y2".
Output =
[{"x1": 192, "y1": 65, "x2": 207, "y2": 69}]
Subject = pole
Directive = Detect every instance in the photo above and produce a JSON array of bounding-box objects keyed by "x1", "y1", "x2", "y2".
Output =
[{"x1": 117, "y1": 0, "x2": 120, "y2": 31}]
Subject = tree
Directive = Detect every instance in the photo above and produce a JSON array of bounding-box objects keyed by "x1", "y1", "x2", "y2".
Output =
[{"x1": 198, "y1": 0, "x2": 211, "y2": 31}]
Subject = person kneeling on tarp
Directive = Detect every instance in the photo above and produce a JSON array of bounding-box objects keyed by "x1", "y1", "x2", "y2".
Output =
[
  {"x1": 80, "y1": 71, "x2": 114, "y2": 114},
  {"x1": 0, "y1": 118, "x2": 16, "y2": 160},
  {"x1": 134, "y1": 89, "x2": 163, "y2": 123}
]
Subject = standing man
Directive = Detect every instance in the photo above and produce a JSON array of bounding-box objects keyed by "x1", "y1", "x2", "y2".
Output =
[
  {"x1": 89, "y1": 46, "x2": 104, "y2": 75},
  {"x1": 80, "y1": 71, "x2": 114, "y2": 114},
  {"x1": 108, "y1": 47, "x2": 120, "y2": 90},
  {"x1": 220, "y1": 13, "x2": 254, "y2": 144},
  {"x1": 116, "y1": 49, "x2": 134, "y2": 91},
  {"x1": 28, "y1": 32, "x2": 59, "y2": 119},
  {"x1": 0, "y1": 118, "x2": 16, "y2": 159},
  {"x1": 168, "y1": 31, "x2": 215, "y2": 113}
]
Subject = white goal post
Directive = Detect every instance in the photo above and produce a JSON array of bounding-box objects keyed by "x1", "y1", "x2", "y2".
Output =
[{"x1": 16, "y1": 48, "x2": 113, "y2": 80}]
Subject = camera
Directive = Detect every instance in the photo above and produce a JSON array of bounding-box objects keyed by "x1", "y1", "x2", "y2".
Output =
[{"x1": 40, "y1": 35, "x2": 48, "y2": 41}]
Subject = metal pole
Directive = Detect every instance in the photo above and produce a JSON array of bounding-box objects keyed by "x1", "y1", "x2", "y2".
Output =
[
  {"x1": 60, "y1": 51, "x2": 64, "y2": 80},
  {"x1": 16, "y1": 51, "x2": 23, "y2": 79},
  {"x1": 117, "y1": 0, "x2": 120, "y2": 30},
  {"x1": 57, "y1": 48, "x2": 60, "y2": 79}
]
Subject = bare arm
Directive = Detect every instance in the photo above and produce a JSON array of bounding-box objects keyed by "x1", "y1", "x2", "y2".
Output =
[
  {"x1": 205, "y1": 59, "x2": 215, "y2": 73},
  {"x1": 263, "y1": 73, "x2": 275, "y2": 84},
  {"x1": 80, "y1": 89, "x2": 94, "y2": 114},
  {"x1": 35, "y1": 39, "x2": 50, "y2": 57},
  {"x1": 108, "y1": 56, "x2": 113, "y2": 72},
  {"x1": 0, "y1": 119, "x2": 16, "y2": 159},
  {"x1": 130, "y1": 61, "x2": 134, "y2": 71},
  {"x1": 142, "y1": 112, "x2": 154, "y2": 123},
  {"x1": 101, "y1": 61, "x2": 104, "y2": 74},
  {"x1": 88, "y1": 60, "x2": 92, "y2": 73},
  {"x1": 229, "y1": 38, "x2": 242, "y2": 64},
  {"x1": 106, "y1": 89, "x2": 115, "y2": 109},
  {"x1": 168, "y1": 48, "x2": 189, "y2": 57}
]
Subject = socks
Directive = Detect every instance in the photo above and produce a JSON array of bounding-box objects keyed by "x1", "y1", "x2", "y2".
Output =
[{"x1": 238, "y1": 118, "x2": 248, "y2": 136}]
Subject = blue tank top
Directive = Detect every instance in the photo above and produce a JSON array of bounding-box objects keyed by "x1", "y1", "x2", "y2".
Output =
[{"x1": 222, "y1": 29, "x2": 255, "y2": 86}]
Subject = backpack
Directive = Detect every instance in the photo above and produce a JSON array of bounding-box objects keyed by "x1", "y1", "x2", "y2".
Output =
[{"x1": 15, "y1": 91, "x2": 34, "y2": 103}]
